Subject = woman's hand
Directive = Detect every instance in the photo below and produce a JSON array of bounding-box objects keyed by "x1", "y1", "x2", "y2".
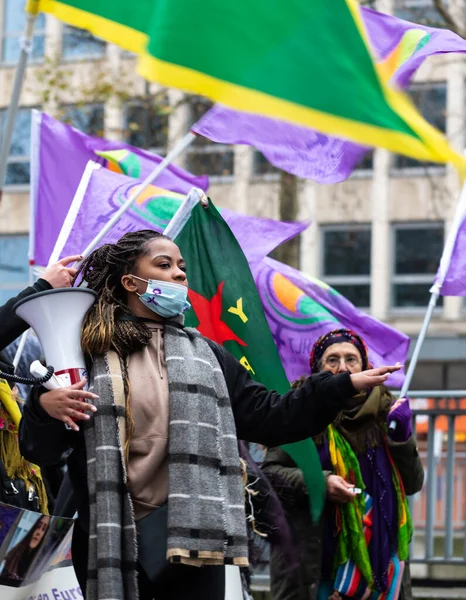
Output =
[
  {"x1": 387, "y1": 397, "x2": 412, "y2": 442},
  {"x1": 350, "y1": 365, "x2": 401, "y2": 391},
  {"x1": 326, "y1": 475, "x2": 355, "y2": 504},
  {"x1": 42, "y1": 255, "x2": 82, "y2": 288},
  {"x1": 39, "y1": 379, "x2": 98, "y2": 432}
]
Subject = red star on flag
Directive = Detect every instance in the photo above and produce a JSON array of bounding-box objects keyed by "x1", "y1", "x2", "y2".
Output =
[{"x1": 189, "y1": 281, "x2": 246, "y2": 347}]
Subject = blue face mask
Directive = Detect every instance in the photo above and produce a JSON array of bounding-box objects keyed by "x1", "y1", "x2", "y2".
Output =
[{"x1": 132, "y1": 276, "x2": 191, "y2": 318}]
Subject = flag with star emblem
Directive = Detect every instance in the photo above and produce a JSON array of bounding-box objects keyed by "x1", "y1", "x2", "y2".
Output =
[{"x1": 170, "y1": 189, "x2": 325, "y2": 522}]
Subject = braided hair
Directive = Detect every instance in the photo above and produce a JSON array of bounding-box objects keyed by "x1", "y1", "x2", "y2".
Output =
[{"x1": 74, "y1": 230, "x2": 169, "y2": 358}]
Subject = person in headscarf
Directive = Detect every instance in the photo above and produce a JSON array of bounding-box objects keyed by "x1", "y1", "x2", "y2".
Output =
[{"x1": 263, "y1": 329, "x2": 424, "y2": 600}]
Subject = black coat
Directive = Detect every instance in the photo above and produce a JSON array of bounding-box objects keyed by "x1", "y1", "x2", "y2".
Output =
[{"x1": 19, "y1": 338, "x2": 357, "y2": 532}]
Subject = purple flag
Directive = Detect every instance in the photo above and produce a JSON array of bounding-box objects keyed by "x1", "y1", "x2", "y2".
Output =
[
  {"x1": 50, "y1": 162, "x2": 307, "y2": 266},
  {"x1": 436, "y1": 188, "x2": 466, "y2": 296},
  {"x1": 193, "y1": 7, "x2": 466, "y2": 184},
  {"x1": 253, "y1": 257, "x2": 409, "y2": 387},
  {"x1": 31, "y1": 111, "x2": 209, "y2": 266}
]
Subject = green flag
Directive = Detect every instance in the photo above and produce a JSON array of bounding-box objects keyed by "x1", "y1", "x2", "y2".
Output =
[
  {"x1": 168, "y1": 189, "x2": 324, "y2": 522},
  {"x1": 36, "y1": 0, "x2": 465, "y2": 169}
]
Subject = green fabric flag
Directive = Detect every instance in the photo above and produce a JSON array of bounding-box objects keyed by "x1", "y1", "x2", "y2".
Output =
[
  {"x1": 36, "y1": 0, "x2": 465, "y2": 169},
  {"x1": 169, "y1": 190, "x2": 325, "y2": 522}
]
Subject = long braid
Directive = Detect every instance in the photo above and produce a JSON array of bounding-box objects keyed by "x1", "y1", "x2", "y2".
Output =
[{"x1": 73, "y1": 230, "x2": 169, "y2": 453}]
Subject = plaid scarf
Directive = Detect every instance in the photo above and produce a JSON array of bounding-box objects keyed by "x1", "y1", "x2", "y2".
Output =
[{"x1": 84, "y1": 325, "x2": 248, "y2": 600}]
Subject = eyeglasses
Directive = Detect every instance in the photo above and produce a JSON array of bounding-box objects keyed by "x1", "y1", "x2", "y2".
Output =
[{"x1": 324, "y1": 356, "x2": 361, "y2": 368}]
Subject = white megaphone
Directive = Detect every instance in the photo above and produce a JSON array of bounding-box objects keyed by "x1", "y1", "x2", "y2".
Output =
[{"x1": 14, "y1": 288, "x2": 97, "y2": 389}]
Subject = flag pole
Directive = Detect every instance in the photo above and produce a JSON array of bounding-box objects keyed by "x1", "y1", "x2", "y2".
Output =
[
  {"x1": 78, "y1": 132, "x2": 196, "y2": 260},
  {"x1": 389, "y1": 182, "x2": 466, "y2": 426},
  {"x1": 0, "y1": 0, "x2": 40, "y2": 201}
]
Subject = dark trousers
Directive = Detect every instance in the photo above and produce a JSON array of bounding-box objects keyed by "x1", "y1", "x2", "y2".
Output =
[{"x1": 71, "y1": 522, "x2": 226, "y2": 600}]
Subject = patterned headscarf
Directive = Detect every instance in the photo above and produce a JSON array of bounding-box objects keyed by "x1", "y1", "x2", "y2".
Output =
[{"x1": 309, "y1": 328, "x2": 369, "y2": 374}]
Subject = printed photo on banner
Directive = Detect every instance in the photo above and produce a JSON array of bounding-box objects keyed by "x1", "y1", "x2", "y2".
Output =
[{"x1": 0, "y1": 506, "x2": 74, "y2": 588}]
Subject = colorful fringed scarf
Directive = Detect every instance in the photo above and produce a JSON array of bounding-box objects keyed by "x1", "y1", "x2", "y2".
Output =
[
  {"x1": 327, "y1": 424, "x2": 412, "y2": 595},
  {"x1": 0, "y1": 378, "x2": 49, "y2": 514}
]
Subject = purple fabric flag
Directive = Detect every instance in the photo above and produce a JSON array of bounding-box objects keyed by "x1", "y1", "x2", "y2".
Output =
[
  {"x1": 436, "y1": 188, "x2": 466, "y2": 296},
  {"x1": 192, "y1": 7, "x2": 466, "y2": 184},
  {"x1": 50, "y1": 162, "x2": 307, "y2": 266},
  {"x1": 253, "y1": 257, "x2": 409, "y2": 388},
  {"x1": 31, "y1": 111, "x2": 209, "y2": 266}
]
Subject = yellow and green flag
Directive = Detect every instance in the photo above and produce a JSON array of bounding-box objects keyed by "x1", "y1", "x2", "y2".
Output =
[{"x1": 33, "y1": 0, "x2": 465, "y2": 169}]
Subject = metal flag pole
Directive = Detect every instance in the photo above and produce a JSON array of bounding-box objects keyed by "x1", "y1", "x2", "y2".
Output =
[
  {"x1": 389, "y1": 182, "x2": 466, "y2": 427},
  {"x1": 0, "y1": 0, "x2": 40, "y2": 201},
  {"x1": 78, "y1": 132, "x2": 196, "y2": 261}
]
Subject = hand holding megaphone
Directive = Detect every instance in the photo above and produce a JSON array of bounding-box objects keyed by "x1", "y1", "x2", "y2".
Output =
[{"x1": 38, "y1": 380, "x2": 98, "y2": 432}]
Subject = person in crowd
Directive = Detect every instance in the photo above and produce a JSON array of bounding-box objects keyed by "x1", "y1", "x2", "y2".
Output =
[
  {"x1": 263, "y1": 329, "x2": 424, "y2": 600},
  {"x1": 0, "y1": 256, "x2": 80, "y2": 515},
  {"x1": 0, "y1": 515, "x2": 51, "y2": 583},
  {"x1": 18, "y1": 231, "x2": 400, "y2": 600},
  {"x1": 0, "y1": 255, "x2": 81, "y2": 356}
]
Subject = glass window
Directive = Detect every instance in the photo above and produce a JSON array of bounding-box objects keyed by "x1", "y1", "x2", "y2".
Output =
[
  {"x1": 0, "y1": 235, "x2": 29, "y2": 305},
  {"x1": 124, "y1": 99, "x2": 168, "y2": 154},
  {"x1": 253, "y1": 151, "x2": 279, "y2": 176},
  {"x1": 394, "y1": 0, "x2": 447, "y2": 26},
  {"x1": 185, "y1": 96, "x2": 234, "y2": 177},
  {"x1": 409, "y1": 362, "x2": 445, "y2": 390},
  {"x1": 0, "y1": 107, "x2": 32, "y2": 186},
  {"x1": 394, "y1": 83, "x2": 447, "y2": 170},
  {"x1": 2, "y1": 0, "x2": 45, "y2": 63},
  {"x1": 62, "y1": 104, "x2": 105, "y2": 137},
  {"x1": 62, "y1": 25, "x2": 106, "y2": 59},
  {"x1": 392, "y1": 223, "x2": 444, "y2": 308},
  {"x1": 321, "y1": 226, "x2": 371, "y2": 308},
  {"x1": 353, "y1": 150, "x2": 374, "y2": 171}
]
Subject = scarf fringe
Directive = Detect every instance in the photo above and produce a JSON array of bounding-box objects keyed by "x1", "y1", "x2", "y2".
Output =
[{"x1": 167, "y1": 548, "x2": 248, "y2": 567}]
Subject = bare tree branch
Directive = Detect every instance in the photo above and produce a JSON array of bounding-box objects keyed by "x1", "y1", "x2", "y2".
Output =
[{"x1": 432, "y1": 0, "x2": 465, "y2": 38}]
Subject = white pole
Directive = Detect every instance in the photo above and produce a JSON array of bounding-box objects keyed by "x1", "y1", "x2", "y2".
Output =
[
  {"x1": 0, "y1": 2, "x2": 39, "y2": 199},
  {"x1": 390, "y1": 182, "x2": 466, "y2": 426},
  {"x1": 79, "y1": 132, "x2": 196, "y2": 260}
]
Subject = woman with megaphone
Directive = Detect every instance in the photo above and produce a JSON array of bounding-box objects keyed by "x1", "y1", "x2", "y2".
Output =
[{"x1": 18, "y1": 230, "x2": 401, "y2": 600}]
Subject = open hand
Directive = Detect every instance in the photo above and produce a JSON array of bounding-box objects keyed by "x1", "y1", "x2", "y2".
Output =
[
  {"x1": 350, "y1": 365, "x2": 401, "y2": 391},
  {"x1": 326, "y1": 475, "x2": 355, "y2": 504},
  {"x1": 42, "y1": 255, "x2": 82, "y2": 288},
  {"x1": 39, "y1": 378, "x2": 97, "y2": 431}
]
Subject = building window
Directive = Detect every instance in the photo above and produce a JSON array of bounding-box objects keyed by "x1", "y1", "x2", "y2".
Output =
[
  {"x1": 186, "y1": 97, "x2": 234, "y2": 178},
  {"x1": 124, "y1": 99, "x2": 168, "y2": 155},
  {"x1": 0, "y1": 107, "x2": 33, "y2": 186},
  {"x1": 62, "y1": 104, "x2": 105, "y2": 137},
  {"x1": 62, "y1": 25, "x2": 106, "y2": 59},
  {"x1": 253, "y1": 151, "x2": 279, "y2": 176},
  {"x1": 393, "y1": 83, "x2": 447, "y2": 171},
  {"x1": 394, "y1": 0, "x2": 447, "y2": 26},
  {"x1": 353, "y1": 150, "x2": 374, "y2": 172},
  {"x1": 0, "y1": 235, "x2": 29, "y2": 305},
  {"x1": 392, "y1": 223, "x2": 444, "y2": 308},
  {"x1": 321, "y1": 226, "x2": 371, "y2": 308},
  {"x1": 2, "y1": 0, "x2": 45, "y2": 64}
]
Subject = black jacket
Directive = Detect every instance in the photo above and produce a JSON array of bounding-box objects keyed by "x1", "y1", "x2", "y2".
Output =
[
  {"x1": 19, "y1": 338, "x2": 357, "y2": 530},
  {"x1": 0, "y1": 279, "x2": 52, "y2": 353}
]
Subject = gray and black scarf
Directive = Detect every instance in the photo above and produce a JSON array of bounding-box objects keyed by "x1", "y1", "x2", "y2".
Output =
[{"x1": 84, "y1": 324, "x2": 248, "y2": 600}]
